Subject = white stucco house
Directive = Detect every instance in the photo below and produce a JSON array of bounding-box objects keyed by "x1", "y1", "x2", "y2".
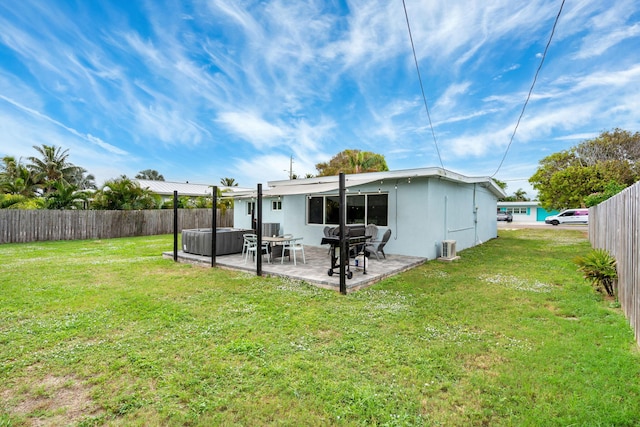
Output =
[
  {"x1": 232, "y1": 167, "x2": 505, "y2": 260},
  {"x1": 497, "y1": 201, "x2": 559, "y2": 223}
]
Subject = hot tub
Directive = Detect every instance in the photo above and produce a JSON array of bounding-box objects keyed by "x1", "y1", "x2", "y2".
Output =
[{"x1": 182, "y1": 228, "x2": 251, "y2": 256}]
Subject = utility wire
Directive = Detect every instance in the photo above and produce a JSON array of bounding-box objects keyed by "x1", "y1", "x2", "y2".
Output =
[
  {"x1": 492, "y1": 0, "x2": 566, "y2": 177},
  {"x1": 402, "y1": 0, "x2": 444, "y2": 170}
]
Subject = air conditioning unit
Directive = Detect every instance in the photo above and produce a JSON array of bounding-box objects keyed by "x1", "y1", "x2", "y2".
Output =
[{"x1": 439, "y1": 240, "x2": 459, "y2": 261}]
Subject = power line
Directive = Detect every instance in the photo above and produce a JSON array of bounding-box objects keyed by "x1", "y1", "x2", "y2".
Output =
[
  {"x1": 401, "y1": 0, "x2": 444, "y2": 170},
  {"x1": 492, "y1": 0, "x2": 566, "y2": 177}
]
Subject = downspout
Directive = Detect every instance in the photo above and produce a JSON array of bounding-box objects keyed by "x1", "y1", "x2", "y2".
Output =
[
  {"x1": 473, "y1": 183, "x2": 480, "y2": 245},
  {"x1": 444, "y1": 195, "x2": 448, "y2": 240}
]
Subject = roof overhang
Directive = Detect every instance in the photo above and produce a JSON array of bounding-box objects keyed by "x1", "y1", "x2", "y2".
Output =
[{"x1": 230, "y1": 167, "x2": 506, "y2": 199}]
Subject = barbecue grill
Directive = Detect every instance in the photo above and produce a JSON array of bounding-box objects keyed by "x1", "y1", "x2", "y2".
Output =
[{"x1": 320, "y1": 225, "x2": 371, "y2": 279}]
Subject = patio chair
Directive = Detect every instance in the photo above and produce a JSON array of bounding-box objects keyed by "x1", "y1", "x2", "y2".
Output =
[
  {"x1": 323, "y1": 226, "x2": 333, "y2": 254},
  {"x1": 281, "y1": 236, "x2": 306, "y2": 265},
  {"x1": 244, "y1": 234, "x2": 270, "y2": 264},
  {"x1": 365, "y1": 224, "x2": 379, "y2": 241},
  {"x1": 364, "y1": 229, "x2": 391, "y2": 260},
  {"x1": 242, "y1": 233, "x2": 257, "y2": 259}
]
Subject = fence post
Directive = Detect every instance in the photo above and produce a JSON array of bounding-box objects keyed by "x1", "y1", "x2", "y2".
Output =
[
  {"x1": 173, "y1": 191, "x2": 178, "y2": 262},
  {"x1": 339, "y1": 172, "x2": 346, "y2": 295},
  {"x1": 211, "y1": 186, "x2": 217, "y2": 267},
  {"x1": 256, "y1": 184, "x2": 263, "y2": 276}
]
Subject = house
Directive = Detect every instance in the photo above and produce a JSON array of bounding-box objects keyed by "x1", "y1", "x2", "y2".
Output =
[
  {"x1": 232, "y1": 167, "x2": 505, "y2": 260},
  {"x1": 497, "y1": 201, "x2": 559, "y2": 223},
  {"x1": 134, "y1": 179, "x2": 250, "y2": 204}
]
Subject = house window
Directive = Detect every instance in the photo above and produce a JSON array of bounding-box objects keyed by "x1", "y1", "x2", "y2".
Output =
[
  {"x1": 308, "y1": 193, "x2": 388, "y2": 226},
  {"x1": 366, "y1": 194, "x2": 388, "y2": 225},
  {"x1": 247, "y1": 201, "x2": 255, "y2": 216},
  {"x1": 308, "y1": 197, "x2": 324, "y2": 224},
  {"x1": 506, "y1": 207, "x2": 528, "y2": 215},
  {"x1": 272, "y1": 200, "x2": 282, "y2": 211}
]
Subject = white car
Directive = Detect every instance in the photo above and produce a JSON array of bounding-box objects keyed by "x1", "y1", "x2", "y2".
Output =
[{"x1": 544, "y1": 208, "x2": 589, "y2": 225}]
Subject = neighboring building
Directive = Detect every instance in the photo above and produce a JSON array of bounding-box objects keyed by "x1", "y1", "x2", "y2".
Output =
[
  {"x1": 135, "y1": 179, "x2": 250, "y2": 204},
  {"x1": 232, "y1": 167, "x2": 505, "y2": 260},
  {"x1": 497, "y1": 201, "x2": 559, "y2": 223}
]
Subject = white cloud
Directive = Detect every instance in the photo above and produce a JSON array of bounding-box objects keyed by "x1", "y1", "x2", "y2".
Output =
[{"x1": 216, "y1": 111, "x2": 287, "y2": 148}]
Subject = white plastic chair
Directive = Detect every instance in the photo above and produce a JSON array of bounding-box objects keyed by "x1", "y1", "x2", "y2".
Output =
[
  {"x1": 242, "y1": 233, "x2": 256, "y2": 260},
  {"x1": 244, "y1": 234, "x2": 271, "y2": 264},
  {"x1": 281, "y1": 236, "x2": 305, "y2": 265}
]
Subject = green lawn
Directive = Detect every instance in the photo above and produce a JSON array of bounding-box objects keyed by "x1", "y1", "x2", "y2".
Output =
[{"x1": 1, "y1": 229, "x2": 639, "y2": 426}]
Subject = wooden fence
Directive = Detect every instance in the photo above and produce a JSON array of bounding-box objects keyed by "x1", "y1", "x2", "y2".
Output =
[
  {"x1": 0, "y1": 209, "x2": 233, "y2": 244},
  {"x1": 589, "y1": 182, "x2": 640, "y2": 345}
]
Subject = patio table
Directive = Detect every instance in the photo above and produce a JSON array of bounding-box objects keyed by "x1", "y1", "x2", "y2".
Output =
[{"x1": 262, "y1": 236, "x2": 289, "y2": 260}]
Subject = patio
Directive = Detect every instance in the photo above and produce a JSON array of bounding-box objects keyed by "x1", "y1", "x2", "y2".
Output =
[{"x1": 163, "y1": 244, "x2": 427, "y2": 293}]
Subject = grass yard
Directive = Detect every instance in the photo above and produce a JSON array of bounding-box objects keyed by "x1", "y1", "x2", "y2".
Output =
[{"x1": 1, "y1": 229, "x2": 639, "y2": 426}]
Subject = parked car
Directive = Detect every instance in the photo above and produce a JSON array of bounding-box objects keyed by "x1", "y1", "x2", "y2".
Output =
[
  {"x1": 497, "y1": 211, "x2": 513, "y2": 222},
  {"x1": 544, "y1": 208, "x2": 589, "y2": 225}
]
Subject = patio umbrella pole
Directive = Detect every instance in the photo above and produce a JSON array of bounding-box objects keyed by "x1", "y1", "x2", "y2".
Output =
[
  {"x1": 339, "y1": 173, "x2": 346, "y2": 294},
  {"x1": 211, "y1": 186, "x2": 217, "y2": 267},
  {"x1": 256, "y1": 183, "x2": 263, "y2": 276},
  {"x1": 173, "y1": 190, "x2": 178, "y2": 262}
]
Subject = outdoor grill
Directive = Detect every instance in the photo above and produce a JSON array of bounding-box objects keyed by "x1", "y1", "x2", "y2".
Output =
[{"x1": 320, "y1": 225, "x2": 370, "y2": 279}]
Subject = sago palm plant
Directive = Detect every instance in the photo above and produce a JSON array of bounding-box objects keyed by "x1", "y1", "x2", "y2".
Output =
[{"x1": 574, "y1": 248, "x2": 618, "y2": 297}]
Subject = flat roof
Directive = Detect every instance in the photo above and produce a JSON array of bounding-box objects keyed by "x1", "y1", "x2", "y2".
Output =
[{"x1": 232, "y1": 167, "x2": 506, "y2": 199}]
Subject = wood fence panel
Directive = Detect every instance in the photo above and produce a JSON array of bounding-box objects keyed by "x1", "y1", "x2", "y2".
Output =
[
  {"x1": 589, "y1": 182, "x2": 640, "y2": 345},
  {"x1": 0, "y1": 209, "x2": 234, "y2": 244}
]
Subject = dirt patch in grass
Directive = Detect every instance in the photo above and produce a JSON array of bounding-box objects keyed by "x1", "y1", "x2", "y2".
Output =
[{"x1": 4, "y1": 374, "x2": 102, "y2": 425}]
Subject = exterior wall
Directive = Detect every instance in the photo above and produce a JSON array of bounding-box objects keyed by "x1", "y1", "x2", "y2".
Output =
[{"x1": 234, "y1": 178, "x2": 499, "y2": 259}]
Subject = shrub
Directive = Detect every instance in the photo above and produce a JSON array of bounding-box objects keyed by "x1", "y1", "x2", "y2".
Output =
[{"x1": 574, "y1": 249, "x2": 618, "y2": 297}]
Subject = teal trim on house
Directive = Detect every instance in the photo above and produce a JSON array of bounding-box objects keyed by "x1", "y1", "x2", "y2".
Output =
[{"x1": 537, "y1": 208, "x2": 559, "y2": 221}]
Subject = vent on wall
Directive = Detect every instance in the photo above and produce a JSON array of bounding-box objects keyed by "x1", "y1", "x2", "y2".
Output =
[{"x1": 439, "y1": 240, "x2": 459, "y2": 261}]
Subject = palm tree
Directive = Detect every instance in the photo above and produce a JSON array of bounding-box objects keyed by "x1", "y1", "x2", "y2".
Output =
[
  {"x1": 91, "y1": 176, "x2": 159, "y2": 210},
  {"x1": 0, "y1": 157, "x2": 41, "y2": 197},
  {"x1": 513, "y1": 189, "x2": 530, "y2": 201},
  {"x1": 45, "y1": 181, "x2": 88, "y2": 210},
  {"x1": 68, "y1": 168, "x2": 97, "y2": 191},
  {"x1": 220, "y1": 177, "x2": 238, "y2": 187},
  {"x1": 136, "y1": 169, "x2": 165, "y2": 181},
  {"x1": 27, "y1": 145, "x2": 84, "y2": 194}
]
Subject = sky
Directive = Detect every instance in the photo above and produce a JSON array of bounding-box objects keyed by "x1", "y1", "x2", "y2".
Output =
[{"x1": 1, "y1": 1, "x2": 639, "y2": 197}]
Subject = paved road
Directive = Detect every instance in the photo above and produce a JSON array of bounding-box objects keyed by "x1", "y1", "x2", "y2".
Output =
[{"x1": 497, "y1": 221, "x2": 589, "y2": 231}]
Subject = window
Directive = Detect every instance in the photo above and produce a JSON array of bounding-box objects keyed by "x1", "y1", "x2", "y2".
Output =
[
  {"x1": 272, "y1": 200, "x2": 282, "y2": 211},
  {"x1": 367, "y1": 194, "x2": 388, "y2": 225},
  {"x1": 308, "y1": 193, "x2": 388, "y2": 226},
  {"x1": 246, "y1": 201, "x2": 255, "y2": 216},
  {"x1": 308, "y1": 197, "x2": 324, "y2": 224},
  {"x1": 506, "y1": 207, "x2": 528, "y2": 215}
]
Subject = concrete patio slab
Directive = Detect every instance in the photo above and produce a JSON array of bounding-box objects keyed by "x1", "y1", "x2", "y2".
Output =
[{"x1": 163, "y1": 245, "x2": 427, "y2": 293}]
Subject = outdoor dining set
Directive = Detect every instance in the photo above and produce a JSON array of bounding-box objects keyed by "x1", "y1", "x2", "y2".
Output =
[
  {"x1": 242, "y1": 233, "x2": 306, "y2": 265},
  {"x1": 242, "y1": 224, "x2": 392, "y2": 273}
]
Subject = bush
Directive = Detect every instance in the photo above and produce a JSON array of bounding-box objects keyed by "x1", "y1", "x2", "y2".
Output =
[{"x1": 574, "y1": 249, "x2": 618, "y2": 297}]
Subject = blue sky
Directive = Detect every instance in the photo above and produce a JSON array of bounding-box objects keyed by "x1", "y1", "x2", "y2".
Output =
[{"x1": 1, "y1": 1, "x2": 639, "y2": 197}]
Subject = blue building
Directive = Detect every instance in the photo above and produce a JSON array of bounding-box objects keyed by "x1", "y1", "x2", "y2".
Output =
[{"x1": 232, "y1": 167, "x2": 505, "y2": 260}]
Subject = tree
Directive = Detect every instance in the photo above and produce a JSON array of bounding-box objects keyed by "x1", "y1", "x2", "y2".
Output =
[
  {"x1": 492, "y1": 178, "x2": 507, "y2": 191},
  {"x1": 44, "y1": 181, "x2": 88, "y2": 210},
  {"x1": 220, "y1": 177, "x2": 238, "y2": 187},
  {"x1": 91, "y1": 176, "x2": 159, "y2": 210},
  {"x1": 27, "y1": 145, "x2": 85, "y2": 194},
  {"x1": 136, "y1": 169, "x2": 165, "y2": 181},
  {"x1": 68, "y1": 168, "x2": 97, "y2": 190},
  {"x1": 0, "y1": 156, "x2": 41, "y2": 197},
  {"x1": 583, "y1": 181, "x2": 627, "y2": 207},
  {"x1": 530, "y1": 129, "x2": 640, "y2": 210},
  {"x1": 315, "y1": 149, "x2": 389, "y2": 176}
]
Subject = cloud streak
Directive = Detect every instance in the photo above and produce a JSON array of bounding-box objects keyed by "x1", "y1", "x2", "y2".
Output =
[{"x1": 0, "y1": 0, "x2": 638, "y2": 194}]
